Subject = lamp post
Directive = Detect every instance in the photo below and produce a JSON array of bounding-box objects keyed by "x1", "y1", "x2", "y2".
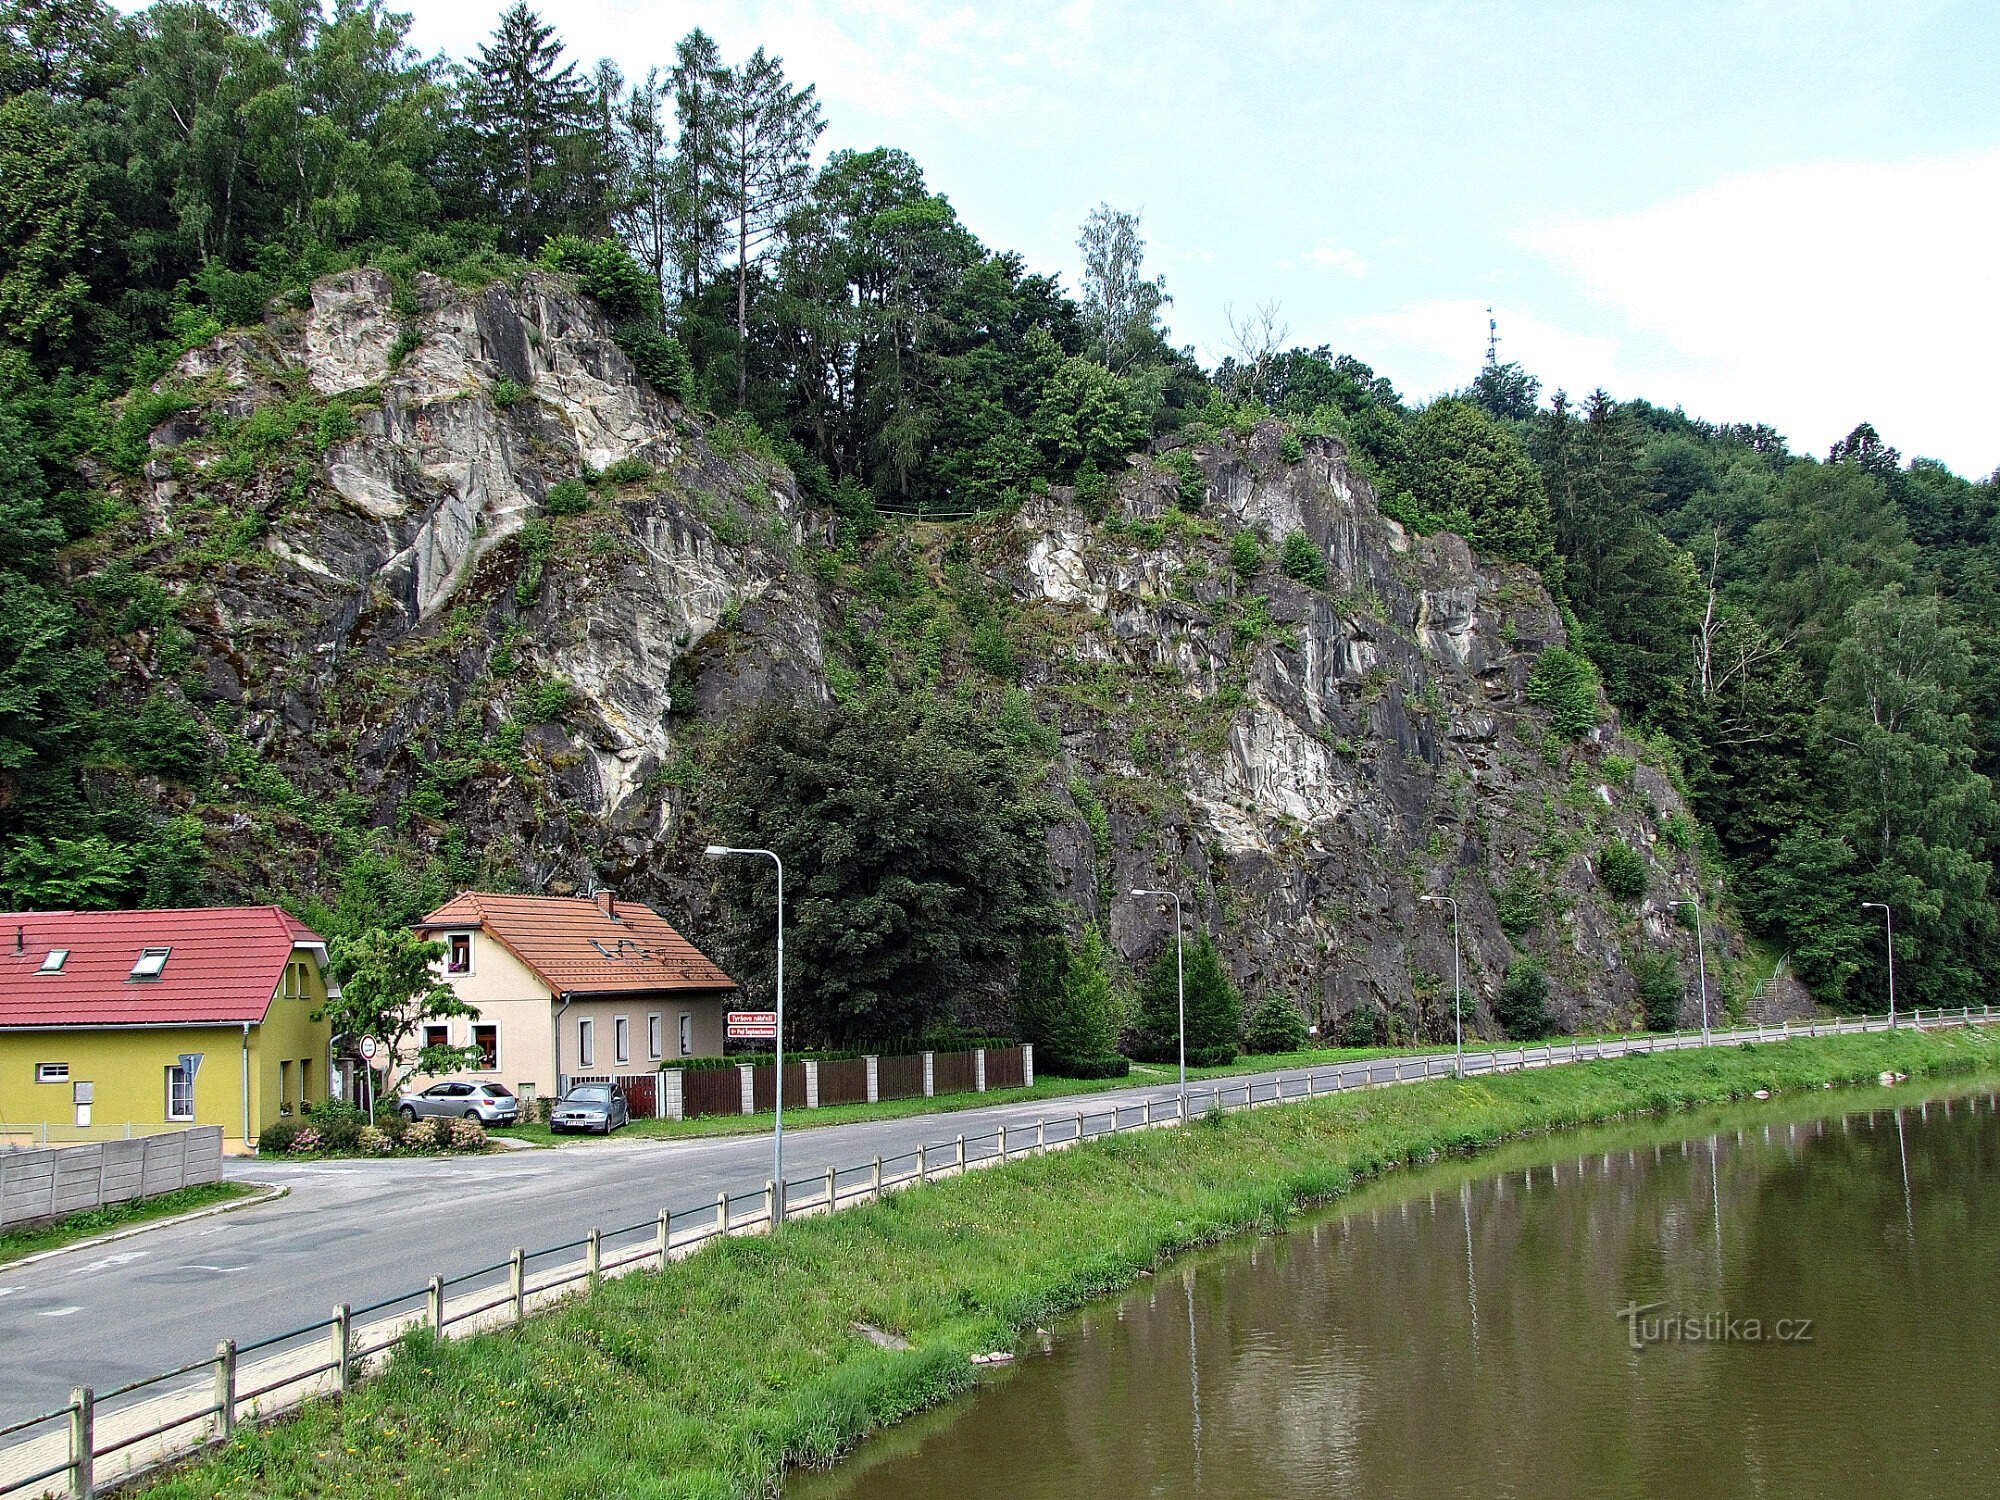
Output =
[
  {"x1": 706, "y1": 845, "x2": 785, "y2": 1215},
  {"x1": 1420, "y1": 895, "x2": 1463, "y2": 1077},
  {"x1": 1131, "y1": 888, "x2": 1186, "y2": 1102},
  {"x1": 1669, "y1": 896, "x2": 1710, "y2": 1046},
  {"x1": 1861, "y1": 901, "x2": 1896, "y2": 1028}
]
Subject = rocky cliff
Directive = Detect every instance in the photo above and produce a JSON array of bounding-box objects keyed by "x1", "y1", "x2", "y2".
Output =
[{"x1": 80, "y1": 267, "x2": 1798, "y2": 1039}]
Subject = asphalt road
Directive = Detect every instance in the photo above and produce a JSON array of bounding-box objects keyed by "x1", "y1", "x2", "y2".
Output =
[{"x1": 0, "y1": 1018, "x2": 1950, "y2": 1428}]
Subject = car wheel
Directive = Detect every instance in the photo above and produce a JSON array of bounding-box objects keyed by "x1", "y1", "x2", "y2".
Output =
[
  {"x1": 399, "y1": 1105, "x2": 417, "y2": 1121},
  {"x1": 464, "y1": 1109, "x2": 480, "y2": 1120}
]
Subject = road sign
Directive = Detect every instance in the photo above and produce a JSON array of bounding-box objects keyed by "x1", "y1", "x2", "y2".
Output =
[
  {"x1": 178, "y1": 1052, "x2": 204, "y2": 1084},
  {"x1": 727, "y1": 1010, "x2": 778, "y2": 1039},
  {"x1": 359, "y1": 1036, "x2": 379, "y2": 1060}
]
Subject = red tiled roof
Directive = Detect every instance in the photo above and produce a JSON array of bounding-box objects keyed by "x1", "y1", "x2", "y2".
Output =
[
  {"x1": 0, "y1": 907, "x2": 328, "y2": 1029},
  {"x1": 416, "y1": 893, "x2": 736, "y2": 997}
]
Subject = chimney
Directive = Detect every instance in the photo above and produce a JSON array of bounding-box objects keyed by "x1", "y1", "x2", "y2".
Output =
[{"x1": 594, "y1": 889, "x2": 617, "y2": 922}]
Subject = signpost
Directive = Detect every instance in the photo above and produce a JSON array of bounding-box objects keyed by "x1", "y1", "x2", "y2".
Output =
[
  {"x1": 358, "y1": 1037, "x2": 379, "y2": 1117},
  {"x1": 727, "y1": 1011, "x2": 779, "y2": 1040}
]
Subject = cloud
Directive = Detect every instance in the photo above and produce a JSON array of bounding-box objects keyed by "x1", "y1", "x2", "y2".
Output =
[
  {"x1": 1303, "y1": 245, "x2": 1370, "y2": 278},
  {"x1": 1520, "y1": 150, "x2": 2000, "y2": 475}
]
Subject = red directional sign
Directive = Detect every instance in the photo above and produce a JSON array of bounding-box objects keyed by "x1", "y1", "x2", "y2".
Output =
[{"x1": 727, "y1": 1010, "x2": 779, "y2": 1039}]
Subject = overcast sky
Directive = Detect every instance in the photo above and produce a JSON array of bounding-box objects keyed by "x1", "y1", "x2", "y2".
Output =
[{"x1": 390, "y1": 1, "x2": 1999, "y2": 477}]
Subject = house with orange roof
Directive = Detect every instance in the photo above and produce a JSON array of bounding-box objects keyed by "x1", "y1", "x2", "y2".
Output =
[
  {"x1": 411, "y1": 892, "x2": 737, "y2": 1105},
  {"x1": 0, "y1": 907, "x2": 336, "y2": 1151}
]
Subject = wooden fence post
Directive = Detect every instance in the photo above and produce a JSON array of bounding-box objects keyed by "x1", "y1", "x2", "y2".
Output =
[
  {"x1": 586, "y1": 1228, "x2": 601, "y2": 1290},
  {"x1": 717, "y1": 1191, "x2": 729, "y2": 1238},
  {"x1": 330, "y1": 1304, "x2": 352, "y2": 1392},
  {"x1": 657, "y1": 1210, "x2": 671, "y2": 1267},
  {"x1": 213, "y1": 1340, "x2": 236, "y2": 1441},
  {"x1": 824, "y1": 1164, "x2": 836, "y2": 1212},
  {"x1": 69, "y1": 1386, "x2": 93, "y2": 1500},
  {"x1": 427, "y1": 1276, "x2": 444, "y2": 1333},
  {"x1": 955, "y1": 1135, "x2": 965, "y2": 1173},
  {"x1": 766, "y1": 1179, "x2": 778, "y2": 1228},
  {"x1": 872, "y1": 1156, "x2": 883, "y2": 1198},
  {"x1": 509, "y1": 1249, "x2": 525, "y2": 1324}
]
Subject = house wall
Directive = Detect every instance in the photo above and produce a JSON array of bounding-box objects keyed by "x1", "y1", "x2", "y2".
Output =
[
  {"x1": 252, "y1": 953, "x2": 335, "y2": 1126},
  {"x1": 416, "y1": 930, "x2": 557, "y2": 1101},
  {"x1": 0, "y1": 1025, "x2": 259, "y2": 1151},
  {"x1": 558, "y1": 992, "x2": 731, "y2": 1082}
]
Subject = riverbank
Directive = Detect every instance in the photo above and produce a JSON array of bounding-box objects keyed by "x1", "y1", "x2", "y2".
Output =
[{"x1": 137, "y1": 1027, "x2": 2000, "y2": 1500}]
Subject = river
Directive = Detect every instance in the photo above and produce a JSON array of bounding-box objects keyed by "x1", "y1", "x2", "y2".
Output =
[{"x1": 789, "y1": 1081, "x2": 2000, "y2": 1498}]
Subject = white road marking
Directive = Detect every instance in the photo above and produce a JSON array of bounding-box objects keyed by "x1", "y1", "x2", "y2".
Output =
[
  {"x1": 37, "y1": 1306, "x2": 81, "y2": 1317},
  {"x1": 78, "y1": 1250, "x2": 147, "y2": 1274},
  {"x1": 184, "y1": 1264, "x2": 248, "y2": 1274},
  {"x1": 0, "y1": 1286, "x2": 19, "y2": 1298}
]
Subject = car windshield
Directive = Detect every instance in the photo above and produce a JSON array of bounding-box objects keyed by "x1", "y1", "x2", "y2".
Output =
[
  {"x1": 480, "y1": 1084, "x2": 515, "y2": 1097},
  {"x1": 566, "y1": 1086, "x2": 614, "y2": 1104}
]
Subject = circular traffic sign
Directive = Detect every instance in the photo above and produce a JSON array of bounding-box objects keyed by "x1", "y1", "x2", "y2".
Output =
[{"x1": 359, "y1": 1036, "x2": 379, "y2": 1060}]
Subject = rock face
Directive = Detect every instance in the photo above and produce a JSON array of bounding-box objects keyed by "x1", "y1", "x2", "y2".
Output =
[{"x1": 97, "y1": 270, "x2": 1789, "y2": 1041}]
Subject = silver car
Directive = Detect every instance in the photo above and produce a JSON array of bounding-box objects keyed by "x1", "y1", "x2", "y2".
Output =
[
  {"x1": 396, "y1": 1081, "x2": 520, "y2": 1124},
  {"x1": 551, "y1": 1083, "x2": 630, "y2": 1135}
]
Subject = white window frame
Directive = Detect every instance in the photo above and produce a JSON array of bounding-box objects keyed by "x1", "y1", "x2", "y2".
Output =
[
  {"x1": 166, "y1": 1063, "x2": 195, "y2": 1121},
  {"x1": 37, "y1": 948, "x2": 67, "y2": 974},
  {"x1": 679, "y1": 1013, "x2": 692, "y2": 1058},
  {"x1": 648, "y1": 1013, "x2": 663, "y2": 1061},
  {"x1": 36, "y1": 1061, "x2": 69, "y2": 1084},
  {"x1": 578, "y1": 1017, "x2": 595, "y2": 1068},
  {"x1": 279, "y1": 1059, "x2": 292, "y2": 1115},
  {"x1": 446, "y1": 932, "x2": 474, "y2": 975},
  {"x1": 473, "y1": 1024, "x2": 499, "y2": 1071},
  {"x1": 614, "y1": 1016, "x2": 630, "y2": 1065},
  {"x1": 130, "y1": 946, "x2": 171, "y2": 980}
]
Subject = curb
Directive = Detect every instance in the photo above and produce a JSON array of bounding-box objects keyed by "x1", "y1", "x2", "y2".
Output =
[{"x1": 2, "y1": 1182, "x2": 289, "y2": 1273}]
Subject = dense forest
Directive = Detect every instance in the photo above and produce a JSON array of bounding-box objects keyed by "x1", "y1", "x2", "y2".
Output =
[{"x1": 0, "y1": 0, "x2": 1994, "y2": 1019}]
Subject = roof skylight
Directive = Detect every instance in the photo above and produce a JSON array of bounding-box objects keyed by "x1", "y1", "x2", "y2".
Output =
[
  {"x1": 37, "y1": 948, "x2": 68, "y2": 974},
  {"x1": 129, "y1": 946, "x2": 172, "y2": 980}
]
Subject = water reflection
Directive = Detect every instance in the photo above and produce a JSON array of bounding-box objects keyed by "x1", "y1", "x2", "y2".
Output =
[{"x1": 791, "y1": 1082, "x2": 2000, "y2": 1500}]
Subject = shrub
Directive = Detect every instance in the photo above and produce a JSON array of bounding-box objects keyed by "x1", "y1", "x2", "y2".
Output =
[
  {"x1": 1601, "y1": 753, "x2": 1636, "y2": 784},
  {"x1": 257, "y1": 1119, "x2": 302, "y2": 1154},
  {"x1": 544, "y1": 478, "x2": 590, "y2": 516},
  {"x1": 1244, "y1": 994, "x2": 1310, "y2": 1054},
  {"x1": 388, "y1": 326, "x2": 422, "y2": 369},
  {"x1": 1228, "y1": 529, "x2": 1262, "y2": 581},
  {"x1": 357, "y1": 1125, "x2": 393, "y2": 1155},
  {"x1": 1279, "y1": 531, "x2": 1328, "y2": 587},
  {"x1": 491, "y1": 377, "x2": 526, "y2": 409},
  {"x1": 402, "y1": 1117, "x2": 444, "y2": 1151},
  {"x1": 288, "y1": 1127, "x2": 323, "y2": 1155},
  {"x1": 603, "y1": 455, "x2": 653, "y2": 485},
  {"x1": 1340, "y1": 1007, "x2": 1385, "y2": 1047},
  {"x1": 539, "y1": 235, "x2": 659, "y2": 322},
  {"x1": 969, "y1": 623, "x2": 1016, "y2": 681},
  {"x1": 304, "y1": 1099, "x2": 366, "y2": 1152},
  {"x1": 1279, "y1": 430, "x2": 1304, "y2": 464},
  {"x1": 448, "y1": 1117, "x2": 487, "y2": 1151},
  {"x1": 1495, "y1": 958, "x2": 1555, "y2": 1040},
  {"x1": 614, "y1": 322, "x2": 695, "y2": 401},
  {"x1": 1598, "y1": 839, "x2": 1648, "y2": 902},
  {"x1": 1634, "y1": 951, "x2": 1681, "y2": 1032},
  {"x1": 1159, "y1": 448, "x2": 1206, "y2": 510},
  {"x1": 1494, "y1": 871, "x2": 1543, "y2": 939},
  {"x1": 1527, "y1": 646, "x2": 1602, "y2": 741},
  {"x1": 1661, "y1": 810, "x2": 1696, "y2": 851},
  {"x1": 521, "y1": 677, "x2": 574, "y2": 723},
  {"x1": 1046, "y1": 1052, "x2": 1131, "y2": 1079}
]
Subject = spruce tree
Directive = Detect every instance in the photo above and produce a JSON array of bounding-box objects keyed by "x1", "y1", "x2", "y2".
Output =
[{"x1": 464, "y1": 3, "x2": 600, "y2": 252}]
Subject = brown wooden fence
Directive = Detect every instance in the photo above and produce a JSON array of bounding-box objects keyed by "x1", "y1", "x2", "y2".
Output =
[
  {"x1": 932, "y1": 1049, "x2": 978, "y2": 1095},
  {"x1": 877, "y1": 1053, "x2": 925, "y2": 1100},
  {"x1": 818, "y1": 1057, "x2": 870, "y2": 1106},
  {"x1": 984, "y1": 1045, "x2": 1026, "y2": 1090},
  {"x1": 751, "y1": 1061, "x2": 808, "y2": 1113},
  {"x1": 681, "y1": 1067, "x2": 743, "y2": 1119}
]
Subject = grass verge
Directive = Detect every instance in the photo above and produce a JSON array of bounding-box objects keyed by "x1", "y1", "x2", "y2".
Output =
[
  {"x1": 0, "y1": 1181, "x2": 253, "y2": 1267},
  {"x1": 489, "y1": 1044, "x2": 1413, "y2": 1146},
  {"x1": 137, "y1": 1027, "x2": 1999, "y2": 1500}
]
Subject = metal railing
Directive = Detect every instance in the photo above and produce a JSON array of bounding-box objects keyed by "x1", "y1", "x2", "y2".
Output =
[{"x1": 1, "y1": 1004, "x2": 1990, "y2": 1499}]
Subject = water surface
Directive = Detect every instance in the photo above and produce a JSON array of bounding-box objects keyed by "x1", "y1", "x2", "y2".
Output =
[{"x1": 790, "y1": 1083, "x2": 2000, "y2": 1499}]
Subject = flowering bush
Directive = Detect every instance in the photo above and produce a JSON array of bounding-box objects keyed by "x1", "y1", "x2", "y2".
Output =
[
  {"x1": 447, "y1": 1117, "x2": 487, "y2": 1151},
  {"x1": 357, "y1": 1125, "x2": 393, "y2": 1155},
  {"x1": 288, "y1": 1128, "x2": 323, "y2": 1155},
  {"x1": 402, "y1": 1117, "x2": 444, "y2": 1151}
]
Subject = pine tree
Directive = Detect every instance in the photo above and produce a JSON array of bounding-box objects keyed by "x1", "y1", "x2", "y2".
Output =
[
  {"x1": 1132, "y1": 931, "x2": 1241, "y2": 1066},
  {"x1": 463, "y1": 3, "x2": 599, "y2": 252},
  {"x1": 666, "y1": 27, "x2": 729, "y2": 309}
]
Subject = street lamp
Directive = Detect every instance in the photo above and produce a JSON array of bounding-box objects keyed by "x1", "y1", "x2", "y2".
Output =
[
  {"x1": 1420, "y1": 895, "x2": 1463, "y2": 1077},
  {"x1": 1861, "y1": 901, "x2": 1896, "y2": 1028},
  {"x1": 706, "y1": 845, "x2": 786, "y2": 1215},
  {"x1": 1131, "y1": 888, "x2": 1186, "y2": 1102},
  {"x1": 1669, "y1": 896, "x2": 1710, "y2": 1046}
]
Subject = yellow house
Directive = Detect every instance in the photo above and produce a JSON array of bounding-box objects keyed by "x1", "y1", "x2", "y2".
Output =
[{"x1": 0, "y1": 907, "x2": 336, "y2": 1153}]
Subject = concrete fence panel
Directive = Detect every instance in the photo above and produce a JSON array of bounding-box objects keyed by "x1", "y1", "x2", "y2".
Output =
[{"x1": 0, "y1": 1126, "x2": 221, "y2": 1230}]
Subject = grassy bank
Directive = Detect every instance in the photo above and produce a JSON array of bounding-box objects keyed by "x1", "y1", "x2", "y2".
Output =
[
  {"x1": 141, "y1": 1027, "x2": 2000, "y2": 1500},
  {"x1": 0, "y1": 1182, "x2": 253, "y2": 1267}
]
